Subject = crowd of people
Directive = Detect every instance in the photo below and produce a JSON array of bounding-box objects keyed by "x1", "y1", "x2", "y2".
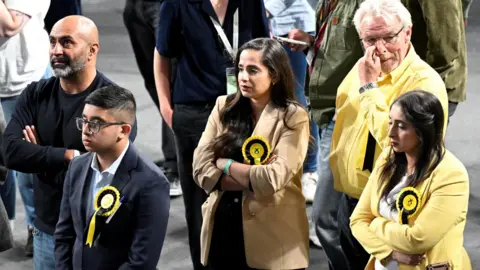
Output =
[{"x1": 0, "y1": 0, "x2": 473, "y2": 269}]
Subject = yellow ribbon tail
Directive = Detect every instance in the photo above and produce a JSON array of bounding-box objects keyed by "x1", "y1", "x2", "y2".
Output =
[
  {"x1": 254, "y1": 158, "x2": 261, "y2": 165},
  {"x1": 85, "y1": 211, "x2": 98, "y2": 248}
]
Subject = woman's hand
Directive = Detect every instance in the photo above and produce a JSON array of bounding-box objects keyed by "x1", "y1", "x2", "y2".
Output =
[
  {"x1": 392, "y1": 250, "x2": 425, "y2": 265},
  {"x1": 215, "y1": 158, "x2": 228, "y2": 171}
]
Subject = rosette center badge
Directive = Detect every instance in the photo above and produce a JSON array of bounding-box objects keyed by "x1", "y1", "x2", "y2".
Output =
[{"x1": 242, "y1": 136, "x2": 271, "y2": 165}]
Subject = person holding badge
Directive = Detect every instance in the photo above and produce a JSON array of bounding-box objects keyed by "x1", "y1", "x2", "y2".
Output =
[
  {"x1": 54, "y1": 86, "x2": 170, "y2": 270},
  {"x1": 350, "y1": 90, "x2": 471, "y2": 270},
  {"x1": 193, "y1": 38, "x2": 310, "y2": 270}
]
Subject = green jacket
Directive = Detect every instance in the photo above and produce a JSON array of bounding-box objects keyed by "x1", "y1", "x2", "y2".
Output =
[
  {"x1": 307, "y1": 0, "x2": 363, "y2": 128},
  {"x1": 403, "y1": 0, "x2": 468, "y2": 103}
]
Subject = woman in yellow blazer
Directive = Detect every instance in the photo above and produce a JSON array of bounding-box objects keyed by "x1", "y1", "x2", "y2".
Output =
[
  {"x1": 192, "y1": 38, "x2": 310, "y2": 270},
  {"x1": 350, "y1": 90, "x2": 471, "y2": 270}
]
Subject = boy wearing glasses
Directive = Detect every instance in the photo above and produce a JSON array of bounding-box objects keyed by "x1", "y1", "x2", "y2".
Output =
[
  {"x1": 2, "y1": 15, "x2": 137, "y2": 269},
  {"x1": 55, "y1": 86, "x2": 169, "y2": 270}
]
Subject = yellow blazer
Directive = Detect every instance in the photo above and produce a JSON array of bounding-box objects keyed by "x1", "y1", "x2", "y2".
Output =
[
  {"x1": 350, "y1": 148, "x2": 471, "y2": 270},
  {"x1": 193, "y1": 96, "x2": 310, "y2": 270}
]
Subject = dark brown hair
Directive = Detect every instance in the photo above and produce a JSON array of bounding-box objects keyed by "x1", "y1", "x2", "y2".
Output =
[
  {"x1": 379, "y1": 90, "x2": 445, "y2": 208},
  {"x1": 212, "y1": 38, "x2": 302, "y2": 158}
]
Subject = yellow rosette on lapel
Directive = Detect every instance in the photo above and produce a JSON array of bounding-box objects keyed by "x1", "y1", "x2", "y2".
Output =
[
  {"x1": 242, "y1": 136, "x2": 271, "y2": 165},
  {"x1": 396, "y1": 187, "x2": 421, "y2": 225},
  {"x1": 85, "y1": 185, "x2": 121, "y2": 247}
]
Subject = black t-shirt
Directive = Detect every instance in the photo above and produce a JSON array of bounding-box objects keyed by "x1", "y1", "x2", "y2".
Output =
[{"x1": 3, "y1": 72, "x2": 138, "y2": 234}]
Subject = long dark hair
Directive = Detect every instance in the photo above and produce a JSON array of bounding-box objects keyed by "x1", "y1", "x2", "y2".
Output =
[
  {"x1": 379, "y1": 90, "x2": 446, "y2": 205},
  {"x1": 212, "y1": 38, "x2": 300, "y2": 158}
]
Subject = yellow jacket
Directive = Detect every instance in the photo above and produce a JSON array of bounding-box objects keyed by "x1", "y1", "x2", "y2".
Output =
[
  {"x1": 350, "y1": 148, "x2": 471, "y2": 269},
  {"x1": 330, "y1": 45, "x2": 449, "y2": 199},
  {"x1": 192, "y1": 96, "x2": 310, "y2": 269}
]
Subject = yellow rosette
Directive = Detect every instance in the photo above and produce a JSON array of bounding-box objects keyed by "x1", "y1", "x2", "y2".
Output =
[
  {"x1": 242, "y1": 136, "x2": 271, "y2": 165},
  {"x1": 396, "y1": 187, "x2": 421, "y2": 225},
  {"x1": 85, "y1": 185, "x2": 121, "y2": 247}
]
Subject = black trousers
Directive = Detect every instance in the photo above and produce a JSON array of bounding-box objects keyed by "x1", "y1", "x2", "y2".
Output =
[
  {"x1": 337, "y1": 194, "x2": 370, "y2": 270},
  {"x1": 172, "y1": 103, "x2": 213, "y2": 270},
  {"x1": 123, "y1": 0, "x2": 178, "y2": 174}
]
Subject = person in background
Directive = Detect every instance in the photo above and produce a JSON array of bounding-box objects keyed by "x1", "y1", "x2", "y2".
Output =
[
  {"x1": 265, "y1": 0, "x2": 319, "y2": 203},
  {"x1": 2, "y1": 16, "x2": 137, "y2": 270},
  {"x1": 401, "y1": 0, "x2": 467, "y2": 120},
  {"x1": 44, "y1": 0, "x2": 81, "y2": 33},
  {"x1": 463, "y1": 0, "x2": 472, "y2": 27},
  {"x1": 287, "y1": 0, "x2": 364, "y2": 267},
  {"x1": 55, "y1": 86, "x2": 169, "y2": 270},
  {"x1": 123, "y1": 0, "x2": 181, "y2": 196},
  {"x1": 0, "y1": 105, "x2": 13, "y2": 254},
  {"x1": 154, "y1": 1, "x2": 269, "y2": 269},
  {"x1": 0, "y1": 0, "x2": 51, "y2": 257},
  {"x1": 328, "y1": 0, "x2": 449, "y2": 268},
  {"x1": 351, "y1": 90, "x2": 471, "y2": 270},
  {"x1": 193, "y1": 38, "x2": 310, "y2": 270}
]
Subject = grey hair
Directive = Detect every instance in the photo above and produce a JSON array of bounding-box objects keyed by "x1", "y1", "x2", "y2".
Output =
[{"x1": 353, "y1": 0, "x2": 412, "y2": 34}]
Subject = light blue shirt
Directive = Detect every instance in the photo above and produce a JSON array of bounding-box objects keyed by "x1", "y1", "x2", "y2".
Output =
[
  {"x1": 265, "y1": 0, "x2": 316, "y2": 36},
  {"x1": 87, "y1": 141, "x2": 130, "y2": 216}
]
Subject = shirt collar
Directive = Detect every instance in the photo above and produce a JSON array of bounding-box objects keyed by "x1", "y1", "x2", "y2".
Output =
[
  {"x1": 378, "y1": 43, "x2": 415, "y2": 85},
  {"x1": 90, "y1": 140, "x2": 130, "y2": 175}
]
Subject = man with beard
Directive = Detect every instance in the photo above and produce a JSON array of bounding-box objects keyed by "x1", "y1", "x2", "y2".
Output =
[{"x1": 2, "y1": 15, "x2": 137, "y2": 269}]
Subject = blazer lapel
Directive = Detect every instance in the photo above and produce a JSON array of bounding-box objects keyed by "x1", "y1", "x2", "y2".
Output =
[
  {"x1": 82, "y1": 143, "x2": 139, "y2": 241},
  {"x1": 109, "y1": 143, "x2": 138, "y2": 196},
  {"x1": 79, "y1": 153, "x2": 94, "y2": 232}
]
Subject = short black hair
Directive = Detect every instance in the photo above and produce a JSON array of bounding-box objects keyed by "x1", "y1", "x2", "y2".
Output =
[{"x1": 85, "y1": 85, "x2": 136, "y2": 124}]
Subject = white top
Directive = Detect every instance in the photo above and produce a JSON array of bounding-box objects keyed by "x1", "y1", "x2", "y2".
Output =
[
  {"x1": 375, "y1": 176, "x2": 409, "y2": 270},
  {"x1": 0, "y1": 0, "x2": 50, "y2": 97}
]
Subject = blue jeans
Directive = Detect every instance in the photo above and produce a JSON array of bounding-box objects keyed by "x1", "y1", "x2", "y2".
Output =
[
  {"x1": 311, "y1": 120, "x2": 349, "y2": 270},
  {"x1": 32, "y1": 226, "x2": 55, "y2": 270},
  {"x1": 283, "y1": 44, "x2": 319, "y2": 173}
]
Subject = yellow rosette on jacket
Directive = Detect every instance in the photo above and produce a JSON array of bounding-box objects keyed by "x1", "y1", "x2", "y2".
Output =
[
  {"x1": 242, "y1": 136, "x2": 271, "y2": 165},
  {"x1": 396, "y1": 187, "x2": 421, "y2": 225},
  {"x1": 85, "y1": 185, "x2": 121, "y2": 247}
]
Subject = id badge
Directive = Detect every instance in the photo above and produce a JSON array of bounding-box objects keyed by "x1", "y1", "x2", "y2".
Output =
[{"x1": 226, "y1": 67, "x2": 237, "y2": 95}]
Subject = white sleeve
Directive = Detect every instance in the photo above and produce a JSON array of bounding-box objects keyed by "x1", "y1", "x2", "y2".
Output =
[{"x1": 4, "y1": 0, "x2": 43, "y2": 17}]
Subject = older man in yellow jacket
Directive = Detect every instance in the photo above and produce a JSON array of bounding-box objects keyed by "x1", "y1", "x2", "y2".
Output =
[{"x1": 328, "y1": 0, "x2": 448, "y2": 269}]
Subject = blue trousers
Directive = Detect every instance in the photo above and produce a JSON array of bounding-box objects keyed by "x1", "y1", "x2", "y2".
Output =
[{"x1": 283, "y1": 44, "x2": 319, "y2": 173}]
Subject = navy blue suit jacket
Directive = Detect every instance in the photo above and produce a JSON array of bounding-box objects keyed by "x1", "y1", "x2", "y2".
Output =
[{"x1": 54, "y1": 143, "x2": 170, "y2": 270}]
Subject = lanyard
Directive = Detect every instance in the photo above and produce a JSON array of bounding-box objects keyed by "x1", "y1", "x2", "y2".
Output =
[{"x1": 210, "y1": 8, "x2": 239, "y2": 60}]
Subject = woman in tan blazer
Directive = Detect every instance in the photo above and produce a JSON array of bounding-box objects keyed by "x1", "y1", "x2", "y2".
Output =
[
  {"x1": 350, "y1": 90, "x2": 471, "y2": 269},
  {"x1": 192, "y1": 38, "x2": 310, "y2": 270}
]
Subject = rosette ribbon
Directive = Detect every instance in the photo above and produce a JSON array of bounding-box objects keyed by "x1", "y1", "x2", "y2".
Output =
[
  {"x1": 85, "y1": 185, "x2": 121, "y2": 247},
  {"x1": 242, "y1": 136, "x2": 271, "y2": 165},
  {"x1": 396, "y1": 187, "x2": 421, "y2": 225}
]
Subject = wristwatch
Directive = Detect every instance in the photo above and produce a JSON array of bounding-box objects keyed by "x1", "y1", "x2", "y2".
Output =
[{"x1": 359, "y1": 82, "x2": 378, "y2": 94}]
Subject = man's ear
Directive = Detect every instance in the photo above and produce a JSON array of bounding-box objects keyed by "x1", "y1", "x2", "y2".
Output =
[
  {"x1": 88, "y1": 43, "x2": 100, "y2": 59},
  {"x1": 119, "y1": 124, "x2": 131, "y2": 139}
]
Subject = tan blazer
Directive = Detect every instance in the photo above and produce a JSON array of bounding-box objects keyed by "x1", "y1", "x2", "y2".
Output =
[
  {"x1": 350, "y1": 148, "x2": 471, "y2": 270},
  {"x1": 193, "y1": 96, "x2": 310, "y2": 270}
]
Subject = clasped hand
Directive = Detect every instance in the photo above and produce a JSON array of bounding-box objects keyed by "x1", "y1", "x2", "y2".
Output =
[
  {"x1": 392, "y1": 250, "x2": 425, "y2": 266},
  {"x1": 23, "y1": 125, "x2": 39, "y2": 144}
]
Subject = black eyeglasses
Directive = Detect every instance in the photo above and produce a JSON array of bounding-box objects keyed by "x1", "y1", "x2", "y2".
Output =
[
  {"x1": 360, "y1": 26, "x2": 404, "y2": 46},
  {"x1": 76, "y1": 117, "x2": 126, "y2": 134}
]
